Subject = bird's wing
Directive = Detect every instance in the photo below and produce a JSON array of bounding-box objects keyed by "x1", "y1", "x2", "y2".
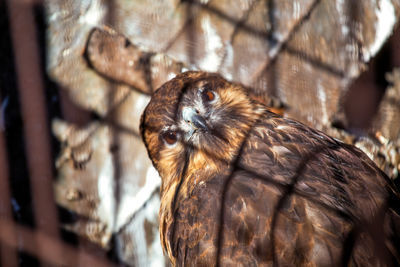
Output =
[{"x1": 170, "y1": 113, "x2": 399, "y2": 266}]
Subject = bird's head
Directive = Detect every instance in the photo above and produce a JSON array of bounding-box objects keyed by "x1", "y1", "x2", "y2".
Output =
[{"x1": 140, "y1": 71, "x2": 260, "y2": 184}]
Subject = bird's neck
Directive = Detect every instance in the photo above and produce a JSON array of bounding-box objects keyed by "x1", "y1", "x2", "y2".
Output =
[
  {"x1": 158, "y1": 102, "x2": 269, "y2": 261},
  {"x1": 158, "y1": 147, "x2": 232, "y2": 262}
]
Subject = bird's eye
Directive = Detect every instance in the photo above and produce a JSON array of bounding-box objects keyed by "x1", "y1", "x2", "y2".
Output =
[
  {"x1": 162, "y1": 130, "x2": 178, "y2": 145},
  {"x1": 202, "y1": 86, "x2": 216, "y2": 102}
]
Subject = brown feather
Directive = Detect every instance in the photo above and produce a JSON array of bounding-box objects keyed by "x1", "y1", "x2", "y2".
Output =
[{"x1": 140, "y1": 71, "x2": 400, "y2": 266}]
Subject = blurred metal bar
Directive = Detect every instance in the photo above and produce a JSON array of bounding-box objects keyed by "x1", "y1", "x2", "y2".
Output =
[
  {"x1": 391, "y1": 26, "x2": 400, "y2": 67},
  {"x1": 0, "y1": 218, "x2": 116, "y2": 267},
  {"x1": 6, "y1": 0, "x2": 62, "y2": 262},
  {"x1": 59, "y1": 88, "x2": 91, "y2": 126},
  {"x1": 0, "y1": 94, "x2": 18, "y2": 267}
]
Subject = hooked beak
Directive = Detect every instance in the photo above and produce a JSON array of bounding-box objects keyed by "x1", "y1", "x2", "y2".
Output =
[{"x1": 182, "y1": 107, "x2": 209, "y2": 132}]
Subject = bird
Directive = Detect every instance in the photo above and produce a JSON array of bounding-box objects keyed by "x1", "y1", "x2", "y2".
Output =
[{"x1": 140, "y1": 71, "x2": 400, "y2": 266}]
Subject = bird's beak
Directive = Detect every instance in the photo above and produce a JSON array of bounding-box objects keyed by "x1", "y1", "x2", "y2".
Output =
[
  {"x1": 192, "y1": 114, "x2": 208, "y2": 131},
  {"x1": 182, "y1": 107, "x2": 209, "y2": 132}
]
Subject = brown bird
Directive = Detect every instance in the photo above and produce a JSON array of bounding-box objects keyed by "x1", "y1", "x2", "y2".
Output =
[{"x1": 140, "y1": 71, "x2": 400, "y2": 266}]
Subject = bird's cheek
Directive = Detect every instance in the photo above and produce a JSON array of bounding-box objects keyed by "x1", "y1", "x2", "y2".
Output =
[
  {"x1": 158, "y1": 144, "x2": 186, "y2": 178},
  {"x1": 179, "y1": 119, "x2": 195, "y2": 138},
  {"x1": 206, "y1": 110, "x2": 221, "y2": 126}
]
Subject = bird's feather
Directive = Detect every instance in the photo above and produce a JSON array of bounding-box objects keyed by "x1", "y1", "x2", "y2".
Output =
[{"x1": 140, "y1": 71, "x2": 400, "y2": 266}]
